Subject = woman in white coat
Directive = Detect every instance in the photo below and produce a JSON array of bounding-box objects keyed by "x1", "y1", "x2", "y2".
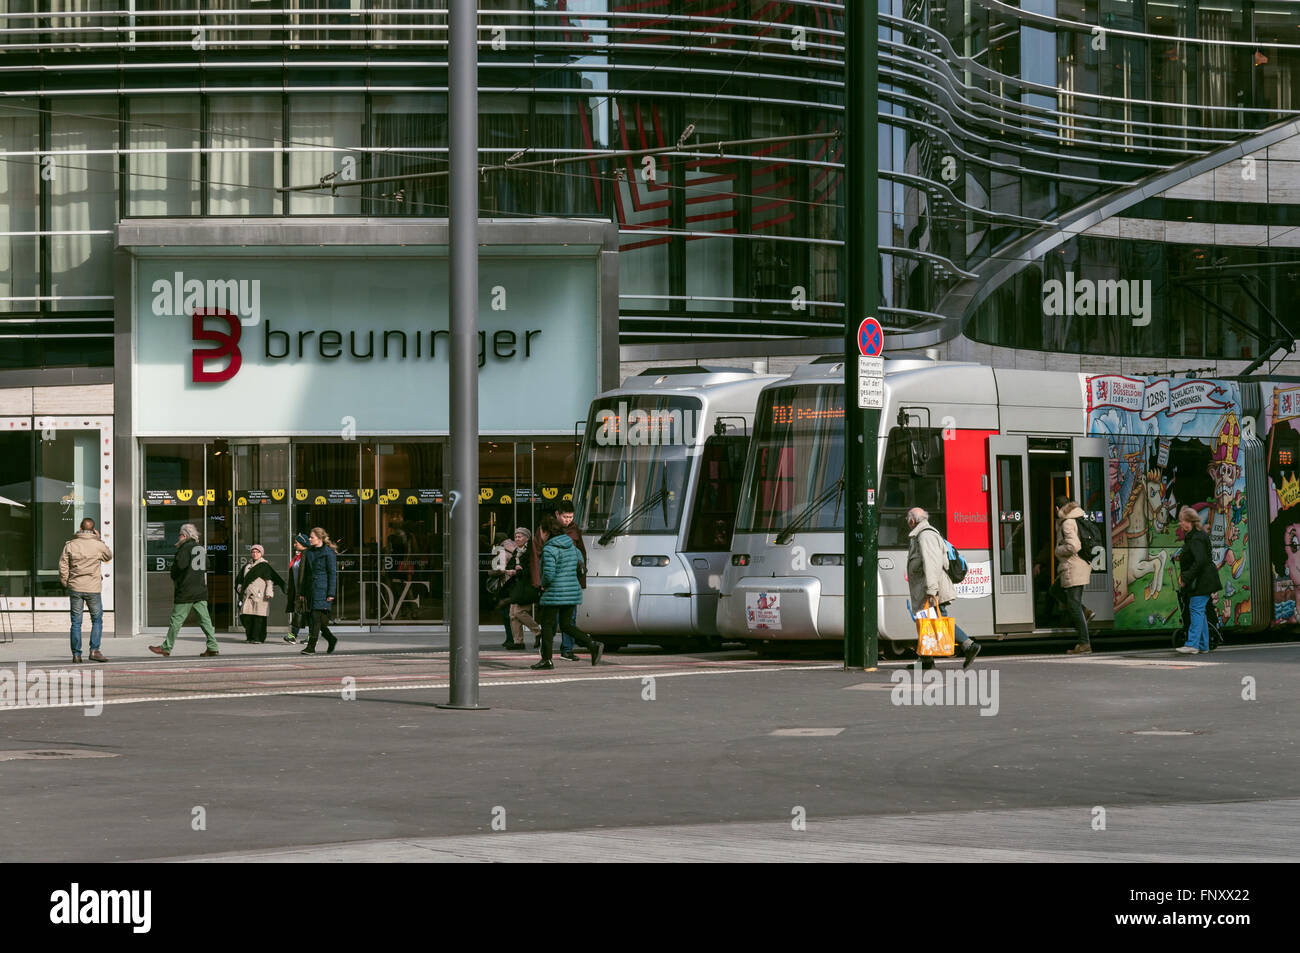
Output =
[{"x1": 237, "y1": 544, "x2": 287, "y2": 644}]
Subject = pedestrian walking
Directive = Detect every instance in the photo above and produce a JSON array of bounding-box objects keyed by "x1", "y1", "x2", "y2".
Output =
[
  {"x1": 488, "y1": 534, "x2": 517, "y2": 648},
  {"x1": 150, "y1": 522, "x2": 219, "y2": 658},
  {"x1": 236, "y1": 543, "x2": 287, "y2": 645},
  {"x1": 554, "y1": 501, "x2": 587, "y2": 659},
  {"x1": 283, "y1": 533, "x2": 309, "y2": 643},
  {"x1": 1055, "y1": 496, "x2": 1093, "y2": 655},
  {"x1": 58, "y1": 517, "x2": 113, "y2": 663},
  {"x1": 502, "y1": 527, "x2": 541, "y2": 650},
  {"x1": 531, "y1": 515, "x2": 603, "y2": 670},
  {"x1": 1177, "y1": 506, "x2": 1221, "y2": 654},
  {"x1": 905, "y1": 506, "x2": 980, "y2": 669},
  {"x1": 301, "y1": 526, "x2": 338, "y2": 655}
]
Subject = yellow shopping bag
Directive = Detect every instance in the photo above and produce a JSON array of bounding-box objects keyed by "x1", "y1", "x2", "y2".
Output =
[{"x1": 915, "y1": 601, "x2": 956, "y2": 657}]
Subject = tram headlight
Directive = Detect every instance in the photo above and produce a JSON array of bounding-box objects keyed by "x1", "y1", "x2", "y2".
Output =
[
  {"x1": 631, "y1": 555, "x2": 670, "y2": 567},
  {"x1": 811, "y1": 554, "x2": 844, "y2": 566},
  {"x1": 731, "y1": 554, "x2": 750, "y2": 566}
]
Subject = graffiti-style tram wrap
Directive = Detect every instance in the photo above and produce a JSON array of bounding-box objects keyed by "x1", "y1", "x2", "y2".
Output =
[
  {"x1": 718, "y1": 358, "x2": 1280, "y2": 646},
  {"x1": 573, "y1": 366, "x2": 781, "y2": 650}
]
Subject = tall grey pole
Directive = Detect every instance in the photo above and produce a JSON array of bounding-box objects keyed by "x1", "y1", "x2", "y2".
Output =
[{"x1": 440, "y1": 0, "x2": 484, "y2": 709}]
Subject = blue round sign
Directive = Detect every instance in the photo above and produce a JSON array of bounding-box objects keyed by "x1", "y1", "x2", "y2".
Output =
[{"x1": 857, "y1": 317, "x2": 883, "y2": 357}]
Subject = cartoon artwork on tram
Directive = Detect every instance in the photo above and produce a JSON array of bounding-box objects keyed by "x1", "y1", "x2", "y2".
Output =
[
  {"x1": 1262, "y1": 383, "x2": 1300, "y2": 626},
  {"x1": 1086, "y1": 375, "x2": 1251, "y2": 630}
]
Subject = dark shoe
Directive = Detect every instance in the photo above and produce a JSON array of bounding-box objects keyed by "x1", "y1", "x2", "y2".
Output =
[
  {"x1": 920, "y1": 656, "x2": 935, "y2": 671},
  {"x1": 506, "y1": 642, "x2": 526, "y2": 651},
  {"x1": 325, "y1": 635, "x2": 338, "y2": 654},
  {"x1": 560, "y1": 651, "x2": 578, "y2": 661},
  {"x1": 89, "y1": 650, "x2": 108, "y2": 662},
  {"x1": 962, "y1": 641, "x2": 981, "y2": 669},
  {"x1": 243, "y1": 639, "x2": 257, "y2": 644},
  {"x1": 199, "y1": 649, "x2": 219, "y2": 658},
  {"x1": 591, "y1": 642, "x2": 605, "y2": 666},
  {"x1": 301, "y1": 646, "x2": 317, "y2": 655},
  {"x1": 1066, "y1": 643, "x2": 1092, "y2": 655},
  {"x1": 72, "y1": 655, "x2": 83, "y2": 664},
  {"x1": 148, "y1": 645, "x2": 170, "y2": 657},
  {"x1": 530, "y1": 660, "x2": 554, "y2": 670},
  {"x1": 501, "y1": 641, "x2": 512, "y2": 649}
]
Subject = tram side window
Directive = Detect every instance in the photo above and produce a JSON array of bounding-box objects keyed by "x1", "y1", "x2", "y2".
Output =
[
  {"x1": 879, "y1": 428, "x2": 946, "y2": 549},
  {"x1": 686, "y1": 436, "x2": 749, "y2": 552}
]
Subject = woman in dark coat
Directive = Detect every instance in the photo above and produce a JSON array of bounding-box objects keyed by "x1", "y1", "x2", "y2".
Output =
[
  {"x1": 236, "y1": 543, "x2": 287, "y2": 644},
  {"x1": 301, "y1": 526, "x2": 339, "y2": 654},
  {"x1": 1177, "y1": 506, "x2": 1221, "y2": 654},
  {"x1": 284, "y1": 533, "x2": 309, "y2": 644}
]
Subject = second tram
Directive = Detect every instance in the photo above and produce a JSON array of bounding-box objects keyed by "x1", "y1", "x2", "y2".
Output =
[{"x1": 719, "y1": 357, "x2": 1281, "y2": 649}]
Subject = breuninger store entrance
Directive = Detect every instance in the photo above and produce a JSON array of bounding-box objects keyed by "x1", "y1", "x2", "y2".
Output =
[{"x1": 115, "y1": 219, "x2": 618, "y2": 636}]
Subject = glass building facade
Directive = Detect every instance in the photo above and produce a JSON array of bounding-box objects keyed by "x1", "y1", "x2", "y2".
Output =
[
  {"x1": 6, "y1": 2, "x2": 1300, "y2": 364},
  {"x1": 0, "y1": 1, "x2": 848, "y2": 362},
  {"x1": 882, "y1": 1, "x2": 1300, "y2": 361},
  {"x1": 7, "y1": 1, "x2": 1300, "y2": 636}
]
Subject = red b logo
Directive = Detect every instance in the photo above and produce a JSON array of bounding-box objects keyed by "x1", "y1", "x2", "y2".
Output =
[{"x1": 192, "y1": 309, "x2": 242, "y2": 383}]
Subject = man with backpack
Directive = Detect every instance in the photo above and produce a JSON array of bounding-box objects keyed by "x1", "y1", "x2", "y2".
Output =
[
  {"x1": 1055, "y1": 496, "x2": 1094, "y2": 654},
  {"x1": 905, "y1": 506, "x2": 980, "y2": 669}
]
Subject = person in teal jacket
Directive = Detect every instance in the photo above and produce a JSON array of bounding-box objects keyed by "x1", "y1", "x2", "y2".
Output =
[{"x1": 532, "y1": 515, "x2": 603, "y2": 670}]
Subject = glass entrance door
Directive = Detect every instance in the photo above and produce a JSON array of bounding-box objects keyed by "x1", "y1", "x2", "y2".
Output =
[
  {"x1": 143, "y1": 443, "x2": 206, "y2": 627},
  {"x1": 293, "y1": 442, "x2": 362, "y2": 623},
  {"x1": 232, "y1": 443, "x2": 291, "y2": 632},
  {"x1": 368, "y1": 442, "x2": 444, "y2": 623}
]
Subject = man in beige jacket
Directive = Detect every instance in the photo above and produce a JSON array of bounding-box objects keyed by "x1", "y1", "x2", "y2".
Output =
[{"x1": 58, "y1": 517, "x2": 113, "y2": 662}]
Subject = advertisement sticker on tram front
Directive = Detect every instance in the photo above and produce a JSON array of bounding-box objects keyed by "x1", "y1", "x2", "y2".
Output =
[
  {"x1": 745, "y1": 592, "x2": 782, "y2": 630},
  {"x1": 954, "y1": 560, "x2": 992, "y2": 598}
]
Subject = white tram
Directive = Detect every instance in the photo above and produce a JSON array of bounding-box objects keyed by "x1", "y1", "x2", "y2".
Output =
[{"x1": 573, "y1": 366, "x2": 781, "y2": 650}]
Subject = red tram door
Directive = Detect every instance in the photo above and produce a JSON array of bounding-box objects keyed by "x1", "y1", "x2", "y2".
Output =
[{"x1": 988, "y1": 436, "x2": 1034, "y2": 631}]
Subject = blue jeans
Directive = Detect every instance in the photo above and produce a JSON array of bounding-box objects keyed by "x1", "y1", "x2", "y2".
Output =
[
  {"x1": 1186, "y1": 594, "x2": 1210, "y2": 651},
  {"x1": 69, "y1": 590, "x2": 103, "y2": 656},
  {"x1": 560, "y1": 605, "x2": 577, "y2": 653}
]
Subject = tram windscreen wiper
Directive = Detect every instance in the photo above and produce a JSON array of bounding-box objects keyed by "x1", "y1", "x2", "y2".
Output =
[
  {"x1": 775, "y1": 475, "x2": 845, "y2": 545},
  {"x1": 597, "y1": 472, "x2": 672, "y2": 546}
]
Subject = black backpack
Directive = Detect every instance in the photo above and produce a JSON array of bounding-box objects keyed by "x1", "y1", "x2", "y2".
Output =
[{"x1": 1073, "y1": 512, "x2": 1101, "y2": 558}]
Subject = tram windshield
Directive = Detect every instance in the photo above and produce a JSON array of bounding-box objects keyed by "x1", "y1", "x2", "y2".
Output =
[
  {"x1": 575, "y1": 394, "x2": 703, "y2": 538},
  {"x1": 735, "y1": 383, "x2": 846, "y2": 534}
]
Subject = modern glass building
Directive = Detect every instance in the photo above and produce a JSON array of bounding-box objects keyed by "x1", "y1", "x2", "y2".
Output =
[
  {"x1": 881, "y1": 1, "x2": 1300, "y2": 367},
  {"x1": 5, "y1": 1, "x2": 1300, "y2": 636},
  {"x1": 0, "y1": 1, "x2": 847, "y2": 635}
]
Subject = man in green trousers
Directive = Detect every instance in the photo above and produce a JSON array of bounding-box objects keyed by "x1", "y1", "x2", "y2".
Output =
[{"x1": 150, "y1": 522, "x2": 219, "y2": 658}]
